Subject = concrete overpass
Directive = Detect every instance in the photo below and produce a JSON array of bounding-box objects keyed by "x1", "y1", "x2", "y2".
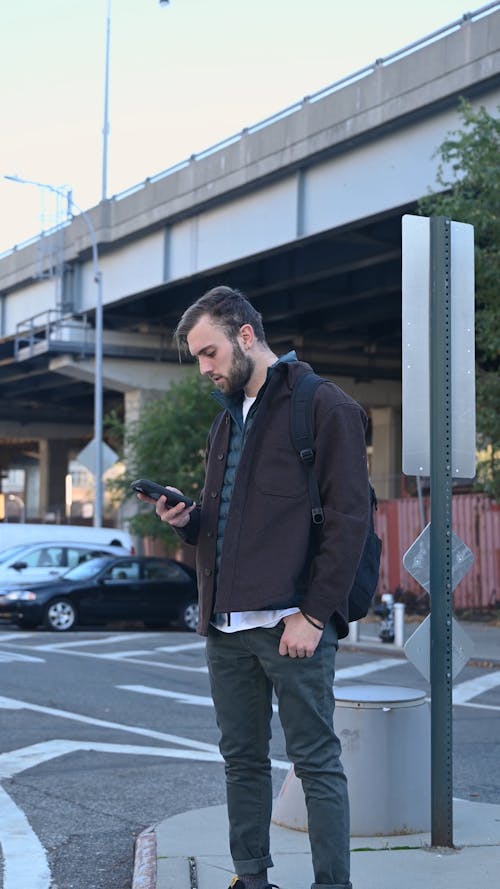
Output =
[{"x1": 0, "y1": 3, "x2": 499, "y2": 518}]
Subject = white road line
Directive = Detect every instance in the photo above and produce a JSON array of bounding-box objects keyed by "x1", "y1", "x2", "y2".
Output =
[
  {"x1": 452, "y1": 670, "x2": 500, "y2": 705},
  {"x1": 155, "y1": 642, "x2": 206, "y2": 653},
  {"x1": 335, "y1": 658, "x2": 406, "y2": 681},
  {"x1": 0, "y1": 651, "x2": 45, "y2": 663},
  {"x1": 0, "y1": 632, "x2": 35, "y2": 641},
  {"x1": 0, "y1": 693, "x2": 292, "y2": 767},
  {"x1": 31, "y1": 632, "x2": 162, "y2": 651},
  {"x1": 0, "y1": 694, "x2": 219, "y2": 753},
  {"x1": 10, "y1": 646, "x2": 209, "y2": 673},
  {"x1": 117, "y1": 661, "x2": 405, "y2": 714},
  {"x1": 0, "y1": 738, "x2": 221, "y2": 889},
  {"x1": 97, "y1": 649, "x2": 153, "y2": 659},
  {"x1": 0, "y1": 739, "x2": 223, "y2": 780},
  {"x1": 457, "y1": 701, "x2": 500, "y2": 711},
  {"x1": 0, "y1": 733, "x2": 286, "y2": 889},
  {"x1": 0, "y1": 785, "x2": 51, "y2": 889},
  {"x1": 118, "y1": 685, "x2": 214, "y2": 707}
]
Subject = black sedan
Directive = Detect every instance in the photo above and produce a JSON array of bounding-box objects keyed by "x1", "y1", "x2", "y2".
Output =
[{"x1": 0, "y1": 555, "x2": 199, "y2": 632}]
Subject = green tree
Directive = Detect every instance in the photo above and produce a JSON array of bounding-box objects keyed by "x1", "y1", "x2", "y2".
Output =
[
  {"x1": 419, "y1": 100, "x2": 500, "y2": 499},
  {"x1": 107, "y1": 370, "x2": 220, "y2": 544}
]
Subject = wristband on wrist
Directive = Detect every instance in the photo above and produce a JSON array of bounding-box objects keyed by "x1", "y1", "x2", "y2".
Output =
[{"x1": 300, "y1": 611, "x2": 324, "y2": 631}]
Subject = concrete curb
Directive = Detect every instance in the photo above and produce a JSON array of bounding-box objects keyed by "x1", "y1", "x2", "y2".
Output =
[{"x1": 132, "y1": 826, "x2": 157, "y2": 889}]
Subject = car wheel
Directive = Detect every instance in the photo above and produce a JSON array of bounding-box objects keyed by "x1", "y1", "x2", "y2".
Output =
[
  {"x1": 175, "y1": 599, "x2": 199, "y2": 632},
  {"x1": 44, "y1": 598, "x2": 77, "y2": 632}
]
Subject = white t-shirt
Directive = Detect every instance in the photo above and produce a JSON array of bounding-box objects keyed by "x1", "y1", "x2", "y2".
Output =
[
  {"x1": 242, "y1": 394, "x2": 256, "y2": 422},
  {"x1": 213, "y1": 392, "x2": 300, "y2": 633}
]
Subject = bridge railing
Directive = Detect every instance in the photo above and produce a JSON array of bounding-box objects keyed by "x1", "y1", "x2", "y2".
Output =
[
  {"x1": 115, "y1": 1, "x2": 498, "y2": 197},
  {"x1": 14, "y1": 310, "x2": 92, "y2": 360}
]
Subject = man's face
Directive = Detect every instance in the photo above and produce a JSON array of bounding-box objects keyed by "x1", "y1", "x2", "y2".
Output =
[{"x1": 187, "y1": 315, "x2": 255, "y2": 395}]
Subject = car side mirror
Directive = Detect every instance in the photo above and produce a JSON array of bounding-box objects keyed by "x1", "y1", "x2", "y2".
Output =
[{"x1": 12, "y1": 561, "x2": 28, "y2": 571}]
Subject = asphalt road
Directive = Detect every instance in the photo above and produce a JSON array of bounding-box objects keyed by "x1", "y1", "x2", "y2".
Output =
[{"x1": 0, "y1": 626, "x2": 499, "y2": 889}]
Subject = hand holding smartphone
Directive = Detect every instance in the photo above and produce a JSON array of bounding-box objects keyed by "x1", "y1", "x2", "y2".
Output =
[{"x1": 130, "y1": 478, "x2": 194, "y2": 508}]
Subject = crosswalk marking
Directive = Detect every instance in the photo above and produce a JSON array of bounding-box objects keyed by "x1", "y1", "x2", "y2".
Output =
[
  {"x1": 0, "y1": 693, "x2": 221, "y2": 754},
  {"x1": 117, "y1": 660, "x2": 408, "y2": 713},
  {"x1": 0, "y1": 698, "x2": 290, "y2": 771},
  {"x1": 0, "y1": 651, "x2": 45, "y2": 663},
  {"x1": 31, "y1": 632, "x2": 161, "y2": 651},
  {"x1": 4, "y1": 646, "x2": 209, "y2": 673},
  {"x1": 335, "y1": 658, "x2": 405, "y2": 681},
  {"x1": 118, "y1": 685, "x2": 215, "y2": 707},
  {"x1": 1, "y1": 633, "x2": 498, "y2": 710},
  {"x1": 0, "y1": 786, "x2": 51, "y2": 889},
  {"x1": 0, "y1": 632, "x2": 35, "y2": 641},
  {"x1": 452, "y1": 670, "x2": 500, "y2": 705},
  {"x1": 155, "y1": 642, "x2": 206, "y2": 653}
]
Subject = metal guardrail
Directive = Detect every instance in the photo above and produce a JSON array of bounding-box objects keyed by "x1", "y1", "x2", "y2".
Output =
[
  {"x1": 1, "y1": 1, "x2": 498, "y2": 260},
  {"x1": 14, "y1": 310, "x2": 92, "y2": 359}
]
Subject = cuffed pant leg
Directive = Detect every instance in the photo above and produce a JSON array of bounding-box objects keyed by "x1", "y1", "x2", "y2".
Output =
[
  {"x1": 206, "y1": 626, "x2": 274, "y2": 875},
  {"x1": 256, "y1": 622, "x2": 352, "y2": 889}
]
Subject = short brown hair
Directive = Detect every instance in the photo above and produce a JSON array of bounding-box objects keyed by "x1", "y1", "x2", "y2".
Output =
[{"x1": 175, "y1": 286, "x2": 266, "y2": 353}]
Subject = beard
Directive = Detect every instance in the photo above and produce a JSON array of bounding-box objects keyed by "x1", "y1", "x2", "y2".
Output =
[{"x1": 216, "y1": 343, "x2": 255, "y2": 395}]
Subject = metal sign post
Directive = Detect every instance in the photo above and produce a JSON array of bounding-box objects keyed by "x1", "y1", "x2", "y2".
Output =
[
  {"x1": 429, "y1": 216, "x2": 453, "y2": 847},
  {"x1": 402, "y1": 213, "x2": 475, "y2": 849}
]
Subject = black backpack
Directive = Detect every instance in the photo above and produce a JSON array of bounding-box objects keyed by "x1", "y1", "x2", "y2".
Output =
[{"x1": 290, "y1": 372, "x2": 382, "y2": 622}]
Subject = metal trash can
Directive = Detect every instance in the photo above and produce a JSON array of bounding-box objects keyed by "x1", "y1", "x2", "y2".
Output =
[
  {"x1": 272, "y1": 685, "x2": 430, "y2": 836},
  {"x1": 336, "y1": 685, "x2": 430, "y2": 835}
]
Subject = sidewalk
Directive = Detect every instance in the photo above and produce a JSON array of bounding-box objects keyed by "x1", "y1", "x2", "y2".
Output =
[
  {"x1": 132, "y1": 622, "x2": 500, "y2": 889},
  {"x1": 136, "y1": 798, "x2": 500, "y2": 889}
]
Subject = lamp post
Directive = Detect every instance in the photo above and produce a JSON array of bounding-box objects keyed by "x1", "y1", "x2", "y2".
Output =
[
  {"x1": 101, "y1": 0, "x2": 111, "y2": 201},
  {"x1": 4, "y1": 174, "x2": 104, "y2": 529},
  {"x1": 101, "y1": 0, "x2": 171, "y2": 201}
]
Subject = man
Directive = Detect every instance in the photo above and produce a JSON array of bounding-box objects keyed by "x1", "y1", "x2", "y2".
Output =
[{"x1": 142, "y1": 286, "x2": 370, "y2": 889}]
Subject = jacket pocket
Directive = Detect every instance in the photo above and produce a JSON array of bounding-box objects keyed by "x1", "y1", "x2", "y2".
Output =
[{"x1": 254, "y1": 446, "x2": 307, "y2": 498}]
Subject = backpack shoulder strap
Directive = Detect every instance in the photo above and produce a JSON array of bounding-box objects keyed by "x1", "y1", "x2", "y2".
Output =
[{"x1": 290, "y1": 372, "x2": 326, "y2": 525}]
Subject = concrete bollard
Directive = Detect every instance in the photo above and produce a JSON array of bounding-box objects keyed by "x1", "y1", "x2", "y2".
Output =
[{"x1": 272, "y1": 684, "x2": 430, "y2": 836}]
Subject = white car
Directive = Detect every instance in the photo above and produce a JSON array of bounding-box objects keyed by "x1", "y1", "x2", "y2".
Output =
[{"x1": 0, "y1": 542, "x2": 128, "y2": 586}]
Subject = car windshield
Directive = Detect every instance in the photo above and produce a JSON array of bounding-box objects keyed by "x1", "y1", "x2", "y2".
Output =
[
  {"x1": 0, "y1": 544, "x2": 30, "y2": 564},
  {"x1": 63, "y1": 557, "x2": 113, "y2": 582}
]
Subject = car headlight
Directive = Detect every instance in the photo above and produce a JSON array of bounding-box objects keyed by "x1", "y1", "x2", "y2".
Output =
[{"x1": 4, "y1": 590, "x2": 38, "y2": 601}]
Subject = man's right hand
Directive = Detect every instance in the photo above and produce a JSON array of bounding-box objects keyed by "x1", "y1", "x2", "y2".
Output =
[{"x1": 136, "y1": 487, "x2": 195, "y2": 528}]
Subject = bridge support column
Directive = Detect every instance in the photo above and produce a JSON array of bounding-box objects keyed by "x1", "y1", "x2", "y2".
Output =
[
  {"x1": 370, "y1": 406, "x2": 401, "y2": 499},
  {"x1": 124, "y1": 388, "x2": 165, "y2": 426},
  {"x1": 38, "y1": 440, "x2": 72, "y2": 521}
]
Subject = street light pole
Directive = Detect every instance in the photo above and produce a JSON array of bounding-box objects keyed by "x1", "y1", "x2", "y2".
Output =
[
  {"x1": 4, "y1": 174, "x2": 104, "y2": 529},
  {"x1": 101, "y1": 0, "x2": 170, "y2": 202},
  {"x1": 101, "y1": 0, "x2": 111, "y2": 201}
]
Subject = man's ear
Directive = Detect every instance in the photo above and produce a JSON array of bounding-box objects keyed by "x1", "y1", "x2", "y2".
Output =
[{"x1": 239, "y1": 323, "x2": 255, "y2": 350}]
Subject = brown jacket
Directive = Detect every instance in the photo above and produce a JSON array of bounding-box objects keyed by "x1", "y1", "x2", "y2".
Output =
[{"x1": 183, "y1": 360, "x2": 371, "y2": 637}]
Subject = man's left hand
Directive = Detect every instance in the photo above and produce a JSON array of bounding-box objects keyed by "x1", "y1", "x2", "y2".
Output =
[{"x1": 279, "y1": 611, "x2": 324, "y2": 658}]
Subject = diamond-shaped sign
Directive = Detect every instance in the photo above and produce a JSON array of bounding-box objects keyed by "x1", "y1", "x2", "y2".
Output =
[
  {"x1": 402, "y1": 522, "x2": 475, "y2": 680},
  {"x1": 76, "y1": 438, "x2": 119, "y2": 477},
  {"x1": 404, "y1": 615, "x2": 475, "y2": 681},
  {"x1": 403, "y1": 522, "x2": 474, "y2": 594}
]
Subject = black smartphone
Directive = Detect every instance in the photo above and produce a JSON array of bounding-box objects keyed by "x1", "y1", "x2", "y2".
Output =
[{"x1": 130, "y1": 478, "x2": 194, "y2": 508}]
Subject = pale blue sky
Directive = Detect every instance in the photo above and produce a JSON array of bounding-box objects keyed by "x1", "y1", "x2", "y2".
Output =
[{"x1": 0, "y1": 0, "x2": 490, "y2": 253}]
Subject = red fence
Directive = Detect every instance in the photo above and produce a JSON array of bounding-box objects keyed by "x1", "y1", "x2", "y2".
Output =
[{"x1": 374, "y1": 495, "x2": 500, "y2": 609}]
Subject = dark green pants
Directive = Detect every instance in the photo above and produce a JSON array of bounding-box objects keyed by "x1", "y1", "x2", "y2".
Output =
[{"x1": 206, "y1": 621, "x2": 352, "y2": 889}]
